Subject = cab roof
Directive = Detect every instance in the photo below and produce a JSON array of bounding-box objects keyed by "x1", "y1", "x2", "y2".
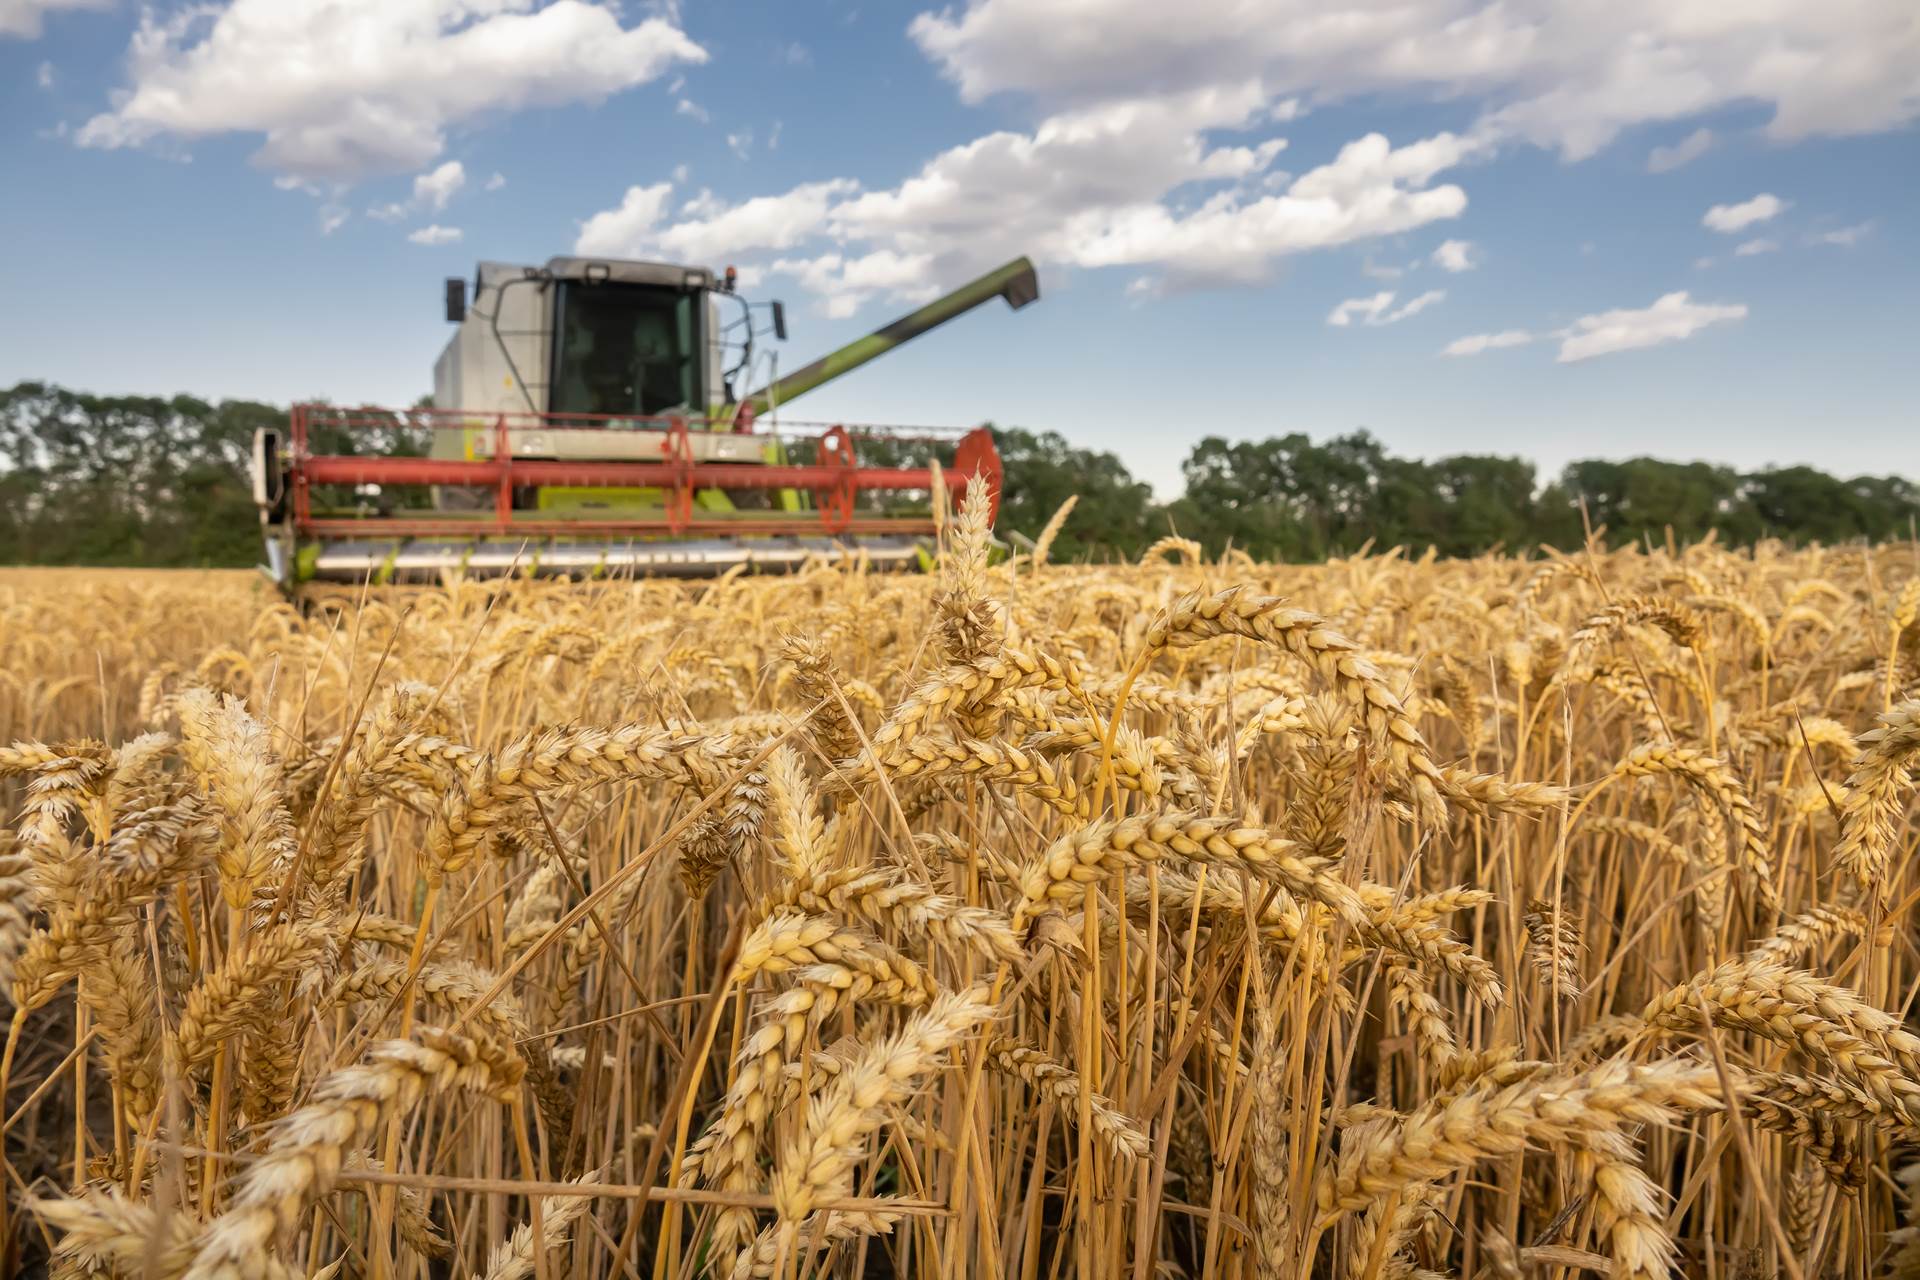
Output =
[{"x1": 473, "y1": 258, "x2": 717, "y2": 291}]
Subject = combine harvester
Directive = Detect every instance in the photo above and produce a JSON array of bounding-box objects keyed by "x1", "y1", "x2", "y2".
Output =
[{"x1": 250, "y1": 254, "x2": 1038, "y2": 592}]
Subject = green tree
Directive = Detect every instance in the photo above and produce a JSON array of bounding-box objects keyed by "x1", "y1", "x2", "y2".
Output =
[
  {"x1": 990, "y1": 426, "x2": 1159, "y2": 561},
  {"x1": 1546, "y1": 457, "x2": 1758, "y2": 549},
  {"x1": 1739, "y1": 466, "x2": 1920, "y2": 544},
  {"x1": 1439, "y1": 454, "x2": 1540, "y2": 554},
  {"x1": 0, "y1": 382, "x2": 277, "y2": 567},
  {"x1": 1848, "y1": 475, "x2": 1920, "y2": 543},
  {"x1": 1174, "y1": 431, "x2": 1432, "y2": 559}
]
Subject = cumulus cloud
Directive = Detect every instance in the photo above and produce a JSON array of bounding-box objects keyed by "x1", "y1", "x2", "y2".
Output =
[
  {"x1": 576, "y1": 88, "x2": 1474, "y2": 308},
  {"x1": 1440, "y1": 293, "x2": 1745, "y2": 361},
  {"x1": 676, "y1": 98, "x2": 710, "y2": 124},
  {"x1": 414, "y1": 160, "x2": 465, "y2": 211},
  {"x1": 1328, "y1": 289, "x2": 1445, "y2": 327},
  {"x1": 908, "y1": 0, "x2": 1920, "y2": 158},
  {"x1": 1430, "y1": 239, "x2": 1475, "y2": 272},
  {"x1": 370, "y1": 159, "x2": 467, "y2": 221},
  {"x1": 1703, "y1": 193, "x2": 1786, "y2": 234},
  {"x1": 1328, "y1": 291, "x2": 1394, "y2": 327},
  {"x1": 1440, "y1": 329, "x2": 1533, "y2": 357},
  {"x1": 1646, "y1": 127, "x2": 1713, "y2": 173},
  {"x1": 833, "y1": 104, "x2": 1468, "y2": 293},
  {"x1": 1555, "y1": 291, "x2": 1746, "y2": 362},
  {"x1": 407, "y1": 224, "x2": 462, "y2": 246},
  {"x1": 75, "y1": 1, "x2": 705, "y2": 182},
  {"x1": 484, "y1": 171, "x2": 506, "y2": 191},
  {"x1": 823, "y1": 85, "x2": 1286, "y2": 268},
  {"x1": 771, "y1": 251, "x2": 941, "y2": 317},
  {"x1": 1733, "y1": 238, "x2": 1778, "y2": 257},
  {"x1": 1, "y1": 0, "x2": 109, "y2": 41},
  {"x1": 1811, "y1": 221, "x2": 1874, "y2": 247},
  {"x1": 319, "y1": 204, "x2": 350, "y2": 235},
  {"x1": 577, "y1": 178, "x2": 858, "y2": 262},
  {"x1": 577, "y1": 182, "x2": 673, "y2": 252}
]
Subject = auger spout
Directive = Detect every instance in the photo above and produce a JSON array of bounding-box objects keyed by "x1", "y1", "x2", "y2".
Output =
[{"x1": 744, "y1": 256, "x2": 1039, "y2": 418}]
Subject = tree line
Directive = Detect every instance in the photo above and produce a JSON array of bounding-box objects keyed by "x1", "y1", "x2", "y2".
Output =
[
  {"x1": 2, "y1": 381, "x2": 1914, "y2": 569},
  {"x1": 996, "y1": 427, "x2": 1920, "y2": 562}
]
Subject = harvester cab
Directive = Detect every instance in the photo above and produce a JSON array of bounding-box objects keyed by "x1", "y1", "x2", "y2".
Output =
[{"x1": 251, "y1": 255, "x2": 1038, "y2": 588}]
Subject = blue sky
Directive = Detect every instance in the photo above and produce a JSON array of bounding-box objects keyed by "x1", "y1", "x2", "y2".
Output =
[{"x1": 2, "y1": 0, "x2": 1915, "y2": 496}]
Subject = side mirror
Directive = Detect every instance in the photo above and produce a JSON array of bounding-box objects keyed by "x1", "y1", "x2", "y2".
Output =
[
  {"x1": 444, "y1": 277, "x2": 467, "y2": 323},
  {"x1": 771, "y1": 300, "x2": 788, "y2": 341}
]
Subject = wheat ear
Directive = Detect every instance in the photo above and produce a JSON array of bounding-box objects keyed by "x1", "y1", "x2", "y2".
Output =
[
  {"x1": 1832, "y1": 699, "x2": 1920, "y2": 892},
  {"x1": 1144, "y1": 586, "x2": 1447, "y2": 823},
  {"x1": 180, "y1": 1029, "x2": 523, "y2": 1280},
  {"x1": 474, "y1": 1169, "x2": 599, "y2": 1280},
  {"x1": 764, "y1": 989, "x2": 995, "y2": 1242}
]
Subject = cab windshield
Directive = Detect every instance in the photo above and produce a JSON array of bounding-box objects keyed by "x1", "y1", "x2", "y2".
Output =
[{"x1": 548, "y1": 282, "x2": 700, "y2": 417}]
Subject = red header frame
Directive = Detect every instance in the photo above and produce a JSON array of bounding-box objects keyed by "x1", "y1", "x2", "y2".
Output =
[{"x1": 286, "y1": 405, "x2": 1001, "y2": 539}]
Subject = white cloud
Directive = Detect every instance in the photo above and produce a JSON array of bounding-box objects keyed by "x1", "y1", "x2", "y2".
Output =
[
  {"x1": 823, "y1": 84, "x2": 1287, "y2": 277},
  {"x1": 407, "y1": 223, "x2": 462, "y2": 246},
  {"x1": 1702, "y1": 193, "x2": 1786, "y2": 234},
  {"x1": 319, "y1": 204, "x2": 350, "y2": 235},
  {"x1": 484, "y1": 171, "x2": 506, "y2": 191},
  {"x1": 369, "y1": 159, "x2": 465, "y2": 221},
  {"x1": 577, "y1": 182, "x2": 674, "y2": 253},
  {"x1": 1693, "y1": 256, "x2": 1715, "y2": 270},
  {"x1": 578, "y1": 86, "x2": 1474, "y2": 309},
  {"x1": 676, "y1": 98, "x2": 709, "y2": 124},
  {"x1": 1056, "y1": 132, "x2": 1468, "y2": 293},
  {"x1": 1440, "y1": 291, "x2": 1747, "y2": 361},
  {"x1": 829, "y1": 93, "x2": 1466, "y2": 293},
  {"x1": 726, "y1": 129, "x2": 753, "y2": 159},
  {"x1": 670, "y1": 163, "x2": 689, "y2": 183},
  {"x1": 1328, "y1": 288, "x2": 1444, "y2": 327},
  {"x1": 35, "y1": 59, "x2": 53, "y2": 87},
  {"x1": 1360, "y1": 257, "x2": 1404, "y2": 281},
  {"x1": 1430, "y1": 239, "x2": 1475, "y2": 272},
  {"x1": 1733, "y1": 237, "x2": 1778, "y2": 257},
  {"x1": 1440, "y1": 329, "x2": 1533, "y2": 357},
  {"x1": 414, "y1": 159, "x2": 465, "y2": 211},
  {"x1": 1646, "y1": 127, "x2": 1713, "y2": 173},
  {"x1": 772, "y1": 251, "x2": 941, "y2": 318},
  {"x1": 782, "y1": 42, "x2": 811, "y2": 66},
  {"x1": 1390, "y1": 289, "x2": 1446, "y2": 321},
  {"x1": 1555, "y1": 291, "x2": 1746, "y2": 363},
  {"x1": 75, "y1": 1, "x2": 705, "y2": 182},
  {"x1": 1328, "y1": 291, "x2": 1394, "y2": 327},
  {"x1": 1811, "y1": 221, "x2": 1874, "y2": 247},
  {"x1": 768, "y1": 120, "x2": 783, "y2": 151},
  {"x1": 577, "y1": 178, "x2": 858, "y2": 263},
  {"x1": 909, "y1": 1, "x2": 1920, "y2": 159},
  {"x1": 1, "y1": 0, "x2": 108, "y2": 41}
]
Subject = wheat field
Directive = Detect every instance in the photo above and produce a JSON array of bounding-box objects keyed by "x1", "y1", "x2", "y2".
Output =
[{"x1": 3, "y1": 502, "x2": 1919, "y2": 1280}]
